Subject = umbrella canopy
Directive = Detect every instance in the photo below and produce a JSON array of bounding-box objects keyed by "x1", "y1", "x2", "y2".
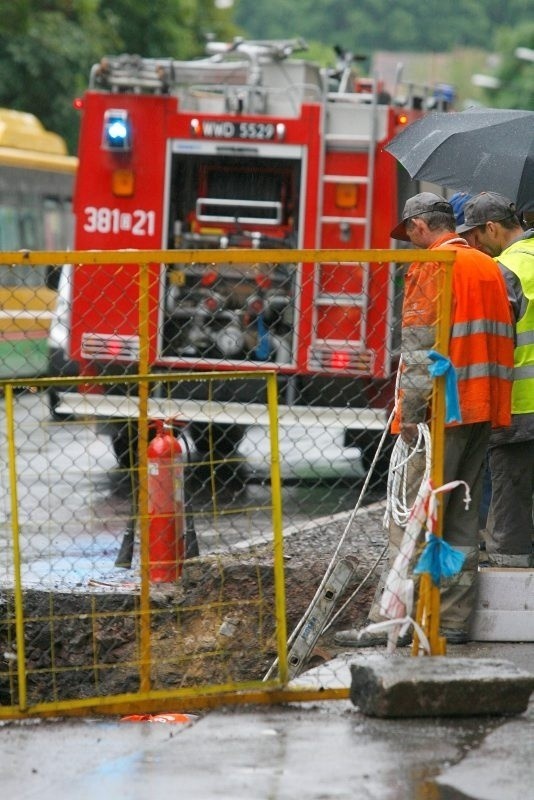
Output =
[{"x1": 385, "y1": 107, "x2": 534, "y2": 212}]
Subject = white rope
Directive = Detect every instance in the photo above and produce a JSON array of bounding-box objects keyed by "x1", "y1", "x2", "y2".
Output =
[
  {"x1": 265, "y1": 359, "x2": 434, "y2": 677},
  {"x1": 263, "y1": 406, "x2": 394, "y2": 680},
  {"x1": 364, "y1": 617, "x2": 431, "y2": 655},
  {"x1": 321, "y1": 357, "x2": 432, "y2": 637},
  {"x1": 324, "y1": 421, "x2": 431, "y2": 634},
  {"x1": 383, "y1": 423, "x2": 432, "y2": 530},
  {"x1": 383, "y1": 355, "x2": 431, "y2": 527}
]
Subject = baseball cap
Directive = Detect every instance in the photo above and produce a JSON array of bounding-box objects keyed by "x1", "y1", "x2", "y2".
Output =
[
  {"x1": 449, "y1": 191, "x2": 472, "y2": 226},
  {"x1": 456, "y1": 191, "x2": 518, "y2": 234},
  {"x1": 391, "y1": 192, "x2": 453, "y2": 241}
]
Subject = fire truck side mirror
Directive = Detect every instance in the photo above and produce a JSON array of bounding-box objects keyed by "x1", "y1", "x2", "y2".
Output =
[{"x1": 102, "y1": 109, "x2": 132, "y2": 151}]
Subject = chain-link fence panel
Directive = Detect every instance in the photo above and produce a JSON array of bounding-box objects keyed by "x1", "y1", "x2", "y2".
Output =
[
  {"x1": 0, "y1": 248, "x2": 458, "y2": 718},
  {"x1": 1, "y1": 372, "x2": 291, "y2": 715}
]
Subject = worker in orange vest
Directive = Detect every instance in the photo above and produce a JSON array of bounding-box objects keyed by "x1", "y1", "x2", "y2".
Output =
[{"x1": 336, "y1": 192, "x2": 514, "y2": 647}]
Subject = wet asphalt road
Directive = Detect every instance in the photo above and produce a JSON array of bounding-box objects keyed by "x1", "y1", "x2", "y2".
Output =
[
  {"x1": 0, "y1": 391, "x2": 373, "y2": 589},
  {"x1": 2, "y1": 642, "x2": 534, "y2": 800}
]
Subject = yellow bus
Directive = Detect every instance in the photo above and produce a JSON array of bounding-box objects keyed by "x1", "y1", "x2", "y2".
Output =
[{"x1": 0, "y1": 109, "x2": 77, "y2": 377}]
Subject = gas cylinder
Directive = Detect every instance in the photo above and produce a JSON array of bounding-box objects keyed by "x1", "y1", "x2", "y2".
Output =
[{"x1": 147, "y1": 420, "x2": 185, "y2": 582}]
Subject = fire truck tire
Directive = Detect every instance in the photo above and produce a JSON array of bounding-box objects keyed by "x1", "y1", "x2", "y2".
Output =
[
  {"x1": 368, "y1": 433, "x2": 394, "y2": 487},
  {"x1": 110, "y1": 423, "x2": 138, "y2": 473},
  {"x1": 187, "y1": 421, "x2": 246, "y2": 491},
  {"x1": 355, "y1": 429, "x2": 394, "y2": 488},
  {"x1": 47, "y1": 388, "x2": 74, "y2": 421}
]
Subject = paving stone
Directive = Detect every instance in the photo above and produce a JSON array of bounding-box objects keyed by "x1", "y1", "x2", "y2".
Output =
[{"x1": 350, "y1": 654, "x2": 534, "y2": 717}]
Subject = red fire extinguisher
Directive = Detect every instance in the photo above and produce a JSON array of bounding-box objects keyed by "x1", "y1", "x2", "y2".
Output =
[{"x1": 147, "y1": 420, "x2": 185, "y2": 582}]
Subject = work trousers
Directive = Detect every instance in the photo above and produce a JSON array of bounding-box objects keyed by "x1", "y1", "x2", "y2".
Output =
[
  {"x1": 369, "y1": 422, "x2": 490, "y2": 631},
  {"x1": 486, "y1": 439, "x2": 534, "y2": 567}
]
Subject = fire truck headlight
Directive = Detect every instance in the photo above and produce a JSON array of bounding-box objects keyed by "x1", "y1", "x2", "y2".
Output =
[{"x1": 102, "y1": 109, "x2": 132, "y2": 151}]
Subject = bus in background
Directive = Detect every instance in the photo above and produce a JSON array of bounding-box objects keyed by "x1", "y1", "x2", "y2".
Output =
[{"x1": 0, "y1": 109, "x2": 77, "y2": 378}]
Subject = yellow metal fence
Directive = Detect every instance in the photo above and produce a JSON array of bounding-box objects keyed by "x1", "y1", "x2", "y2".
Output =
[{"x1": 0, "y1": 249, "x2": 454, "y2": 719}]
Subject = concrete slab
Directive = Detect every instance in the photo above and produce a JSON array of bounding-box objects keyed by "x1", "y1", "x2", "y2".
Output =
[
  {"x1": 289, "y1": 653, "x2": 353, "y2": 690},
  {"x1": 471, "y1": 569, "x2": 534, "y2": 642},
  {"x1": 349, "y1": 654, "x2": 534, "y2": 718},
  {"x1": 473, "y1": 610, "x2": 534, "y2": 642}
]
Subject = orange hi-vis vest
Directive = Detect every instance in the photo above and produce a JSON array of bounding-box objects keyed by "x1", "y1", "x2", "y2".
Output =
[{"x1": 394, "y1": 233, "x2": 514, "y2": 432}]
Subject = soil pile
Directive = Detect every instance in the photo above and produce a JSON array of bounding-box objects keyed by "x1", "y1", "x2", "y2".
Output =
[{"x1": 1, "y1": 503, "x2": 387, "y2": 705}]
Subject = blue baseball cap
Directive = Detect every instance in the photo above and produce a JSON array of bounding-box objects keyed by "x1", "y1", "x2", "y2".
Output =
[{"x1": 449, "y1": 192, "x2": 472, "y2": 226}]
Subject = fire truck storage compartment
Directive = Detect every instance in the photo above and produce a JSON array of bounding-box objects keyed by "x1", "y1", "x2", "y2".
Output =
[
  {"x1": 162, "y1": 144, "x2": 302, "y2": 366},
  {"x1": 325, "y1": 100, "x2": 390, "y2": 146}
]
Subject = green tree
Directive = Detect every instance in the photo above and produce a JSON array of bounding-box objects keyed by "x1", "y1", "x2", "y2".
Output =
[
  {"x1": 234, "y1": 0, "x2": 531, "y2": 53},
  {"x1": 99, "y1": 0, "x2": 236, "y2": 59},
  {"x1": 0, "y1": 0, "x2": 237, "y2": 152},
  {"x1": 486, "y1": 22, "x2": 534, "y2": 110},
  {"x1": 0, "y1": 1, "x2": 119, "y2": 152}
]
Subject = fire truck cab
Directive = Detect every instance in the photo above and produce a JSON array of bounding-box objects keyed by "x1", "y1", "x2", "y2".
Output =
[{"x1": 52, "y1": 38, "x2": 449, "y2": 481}]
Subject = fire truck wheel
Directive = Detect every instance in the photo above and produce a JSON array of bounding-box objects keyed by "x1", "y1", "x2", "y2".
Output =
[
  {"x1": 110, "y1": 424, "x2": 137, "y2": 472},
  {"x1": 367, "y1": 434, "x2": 394, "y2": 487},
  {"x1": 47, "y1": 388, "x2": 75, "y2": 421},
  {"x1": 107, "y1": 424, "x2": 138, "y2": 498},
  {"x1": 187, "y1": 421, "x2": 247, "y2": 492}
]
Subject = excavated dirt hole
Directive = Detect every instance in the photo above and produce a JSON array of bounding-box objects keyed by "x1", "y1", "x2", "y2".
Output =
[{"x1": 0, "y1": 554, "x2": 378, "y2": 706}]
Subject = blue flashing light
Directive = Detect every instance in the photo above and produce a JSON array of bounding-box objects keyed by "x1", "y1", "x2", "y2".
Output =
[
  {"x1": 433, "y1": 83, "x2": 456, "y2": 104},
  {"x1": 102, "y1": 109, "x2": 131, "y2": 151}
]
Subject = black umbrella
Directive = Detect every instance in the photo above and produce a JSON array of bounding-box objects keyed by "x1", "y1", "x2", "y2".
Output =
[{"x1": 385, "y1": 107, "x2": 534, "y2": 211}]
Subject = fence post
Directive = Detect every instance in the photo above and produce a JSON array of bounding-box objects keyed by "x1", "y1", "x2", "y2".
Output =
[
  {"x1": 266, "y1": 371, "x2": 288, "y2": 683},
  {"x1": 5, "y1": 384, "x2": 28, "y2": 710},
  {"x1": 413, "y1": 257, "x2": 454, "y2": 656},
  {"x1": 138, "y1": 261, "x2": 152, "y2": 692}
]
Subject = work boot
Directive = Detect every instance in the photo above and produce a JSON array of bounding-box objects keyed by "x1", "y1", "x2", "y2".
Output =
[
  {"x1": 440, "y1": 628, "x2": 470, "y2": 645},
  {"x1": 334, "y1": 628, "x2": 411, "y2": 648}
]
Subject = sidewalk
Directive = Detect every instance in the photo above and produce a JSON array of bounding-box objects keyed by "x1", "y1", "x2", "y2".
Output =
[
  {"x1": 2, "y1": 487, "x2": 533, "y2": 800},
  {"x1": 2, "y1": 640, "x2": 534, "y2": 800}
]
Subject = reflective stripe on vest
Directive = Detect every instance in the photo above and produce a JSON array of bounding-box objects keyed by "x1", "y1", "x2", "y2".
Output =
[
  {"x1": 517, "y1": 329, "x2": 534, "y2": 347},
  {"x1": 456, "y1": 362, "x2": 513, "y2": 381},
  {"x1": 514, "y1": 365, "x2": 534, "y2": 379},
  {"x1": 451, "y1": 319, "x2": 514, "y2": 339}
]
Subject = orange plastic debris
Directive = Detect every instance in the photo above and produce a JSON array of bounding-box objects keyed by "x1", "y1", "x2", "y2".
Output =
[{"x1": 120, "y1": 713, "x2": 197, "y2": 724}]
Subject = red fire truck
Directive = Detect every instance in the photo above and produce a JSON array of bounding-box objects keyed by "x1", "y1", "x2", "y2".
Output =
[{"x1": 51, "y1": 38, "x2": 450, "y2": 482}]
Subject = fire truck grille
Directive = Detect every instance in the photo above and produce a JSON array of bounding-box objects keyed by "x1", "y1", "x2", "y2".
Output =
[
  {"x1": 81, "y1": 333, "x2": 140, "y2": 362},
  {"x1": 308, "y1": 346, "x2": 374, "y2": 375}
]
